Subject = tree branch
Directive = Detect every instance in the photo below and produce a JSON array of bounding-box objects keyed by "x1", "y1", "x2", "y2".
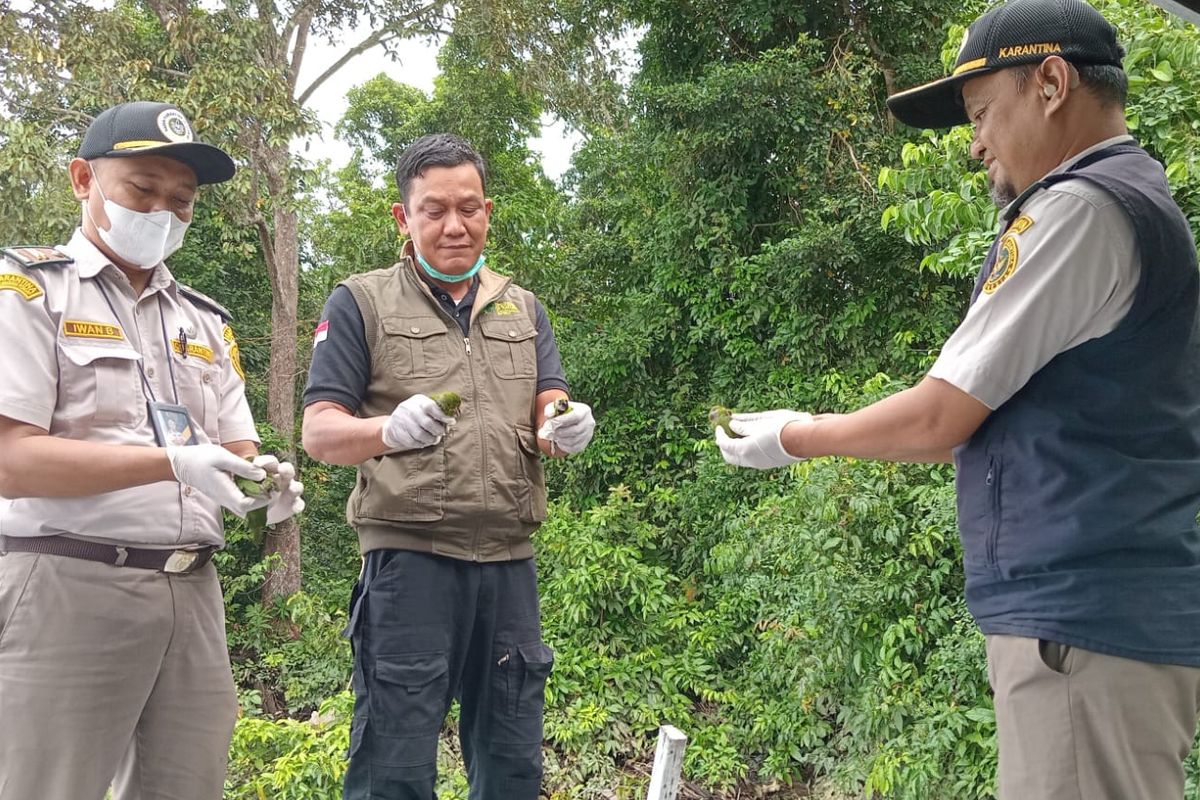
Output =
[
  {"x1": 287, "y1": 6, "x2": 315, "y2": 93},
  {"x1": 295, "y1": 27, "x2": 393, "y2": 106},
  {"x1": 142, "y1": 0, "x2": 175, "y2": 28},
  {"x1": 253, "y1": 213, "x2": 277, "y2": 275},
  {"x1": 150, "y1": 64, "x2": 191, "y2": 81},
  {"x1": 840, "y1": 0, "x2": 897, "y2": 101},
  {"x1": 255, "y1": 0, "x2": 279, "y2": 39},
  {"x1": 294, "y1": 0, "x2": 446, "y2": 106}
]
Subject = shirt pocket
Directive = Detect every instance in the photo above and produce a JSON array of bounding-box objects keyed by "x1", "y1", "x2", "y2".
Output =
[
  {"x1": 57, "y1": 342, "x2": 143, "y2": 426},
  {"x1": 477, "y1": 316, "x2": 537, "y2": 380},
  {"x1": 379, "y1": 315, "x2": 451, "y2": 378},
  {"x1": 173, "y1": 356, "x2": 221, "y2": 441}
]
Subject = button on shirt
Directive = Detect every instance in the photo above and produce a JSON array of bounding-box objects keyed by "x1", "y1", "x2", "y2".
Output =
[
  {"x1": 0, "y1": 229, "x2": 259, "y2": 547},
  {"x1": 930, "y1": 135, "x2": 1140, "y2": 409}
]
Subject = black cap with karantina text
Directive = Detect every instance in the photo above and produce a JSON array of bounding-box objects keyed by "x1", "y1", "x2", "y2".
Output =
[
  {"x1": 78, "y1": 101, "x2": 236, "y2": 185},
  {"x1": 886, "y1": 0, "x2": 1125, "y2": 130}
]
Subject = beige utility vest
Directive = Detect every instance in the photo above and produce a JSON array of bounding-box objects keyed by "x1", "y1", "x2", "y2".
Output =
[{"x1": 341, "y1": 259, "x2": 547, "y2": 561}]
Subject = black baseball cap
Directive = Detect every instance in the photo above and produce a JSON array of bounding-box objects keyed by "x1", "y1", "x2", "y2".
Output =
[
  {"x1": 886, "y1": 0, "x2": 1125, "y2": 129},
  {"x1": 78, "y1": 101, "x2": 236, "y2": 185}
]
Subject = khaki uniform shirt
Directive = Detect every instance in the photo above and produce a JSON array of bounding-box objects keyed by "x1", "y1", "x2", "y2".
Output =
[
  {"x1": 930, "y1": 135, "x2": 1140, "y2": 409},
  {"x1": 0, "y1": 230, "x2": 258, "y2": 547}
]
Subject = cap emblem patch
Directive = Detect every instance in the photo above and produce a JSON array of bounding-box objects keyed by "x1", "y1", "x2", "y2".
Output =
[{"x1": 157, "y1": 109, "x2": 193, "y2": 143}]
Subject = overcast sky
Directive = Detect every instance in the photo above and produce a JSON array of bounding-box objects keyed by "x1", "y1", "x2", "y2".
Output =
[
  {"x1": 293, "y1": 28, "x2": 581, "y2": 181},
  {"x1": 61, "y1": 2, "x2": 582, "y2": 180}
]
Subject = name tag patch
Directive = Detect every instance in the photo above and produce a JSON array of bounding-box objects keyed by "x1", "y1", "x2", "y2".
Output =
[
  {"x1": 0, "y1": 273, "x2": 44, "y2": 300},
  {"x1": 489, "y1": 300, "x2": 521, "y2": 316},
  {"x1": 63, "y1": 320, "x2": 124, "y2": 340},
  {"x1": 171, "y1": 339, "x2": 215, "y2": 363}
]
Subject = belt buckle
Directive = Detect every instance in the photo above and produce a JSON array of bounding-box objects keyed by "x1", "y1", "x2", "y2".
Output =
[{"x1": 163, "y1": 550, "x2": 199, "y2": 574}]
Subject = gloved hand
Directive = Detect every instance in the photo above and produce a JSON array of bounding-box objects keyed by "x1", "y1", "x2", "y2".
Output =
[
  {"x1": 537, "y1": 400, "x2": 595, "y2": 455},
  {"x1": 251, "y1": 455, "x2": 306, "y2": 525},
  {"x1": 166, "y1": 443, "x2": 266, "y2": 518},
  {"x1": 715, "y1": 409, "x2": 812, "y2": 470},
  {"x1": 382, "y1": 394, "x2": 455, "y2": 451}
]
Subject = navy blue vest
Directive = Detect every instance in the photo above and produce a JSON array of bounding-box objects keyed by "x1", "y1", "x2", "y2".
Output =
[{"x1": 957, "y1": 144, "x2": 1200, "y2": 665}]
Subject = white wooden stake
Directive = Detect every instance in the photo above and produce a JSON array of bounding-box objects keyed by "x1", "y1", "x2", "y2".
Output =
[{"x1": 646, "y1": 724, "x2": 688, "y2": 800}]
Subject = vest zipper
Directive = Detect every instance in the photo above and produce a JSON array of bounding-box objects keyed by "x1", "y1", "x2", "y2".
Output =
[{"x1": 464, "y1": 333, "x2": 488, "y2": 561}]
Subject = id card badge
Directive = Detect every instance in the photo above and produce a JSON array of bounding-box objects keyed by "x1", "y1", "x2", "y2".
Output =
[{"x1": 148, "y1": 401, "x2": 199, "y2": 447}]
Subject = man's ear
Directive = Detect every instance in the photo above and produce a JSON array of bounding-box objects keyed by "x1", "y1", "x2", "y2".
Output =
[
  {"x1": 68, "y1": 158, "x2": 95, "y2": 201},
  {"x1": 392, "y1": 202, "x2": 410, "y2": 235},
  {"x1": 1036, "y1": 56, "x2": 1074, "y2": 112}
]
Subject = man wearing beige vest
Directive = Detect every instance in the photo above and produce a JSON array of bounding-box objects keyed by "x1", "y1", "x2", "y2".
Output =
[{"x1": 302, "y1": 133, "x2": 595, "y2": 799}]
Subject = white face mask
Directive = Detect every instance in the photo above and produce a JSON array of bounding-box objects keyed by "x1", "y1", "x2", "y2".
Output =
[{"x1": 84, "y1": 167, "x2": 190, "y2": 270}]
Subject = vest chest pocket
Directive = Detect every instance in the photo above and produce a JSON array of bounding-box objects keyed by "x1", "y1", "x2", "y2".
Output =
[
  {"x1": 58, "y1": 343, "x2": 143, "y2": 426},
  {"x1": 380, "y1": 316, "x2": 451, "y2": 378},
  {"x1": 478, "y1": 316, "x2": 537, "y2": 379}
]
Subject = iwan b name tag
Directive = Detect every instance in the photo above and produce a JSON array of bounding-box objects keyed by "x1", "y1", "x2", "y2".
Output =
[{"x1": 63, "y1": 320, "x2": 124, "y2": 341}]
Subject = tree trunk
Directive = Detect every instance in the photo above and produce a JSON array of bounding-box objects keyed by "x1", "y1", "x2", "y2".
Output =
[{"x1": 260, "y1": 142, "x2": 302, "y2": 605}]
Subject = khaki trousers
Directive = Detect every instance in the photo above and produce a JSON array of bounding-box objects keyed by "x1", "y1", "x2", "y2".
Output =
[
  {"x1": 0, "y1": 551, "x2": 238, "y2": 800},
  {"x1": 987, "y1": 634, "x2": 1200, "y2": 800}
]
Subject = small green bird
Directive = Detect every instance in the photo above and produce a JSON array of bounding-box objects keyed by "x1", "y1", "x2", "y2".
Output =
[
  {"x1": 234, "y1": 463, "x2": 275, "y2": 536},
  {"x1": 430, "y1": 391, "x2": 462, "y2": 417},
  {"x1": 708, "y1": 405, "x2": 743, "y2": 439}
]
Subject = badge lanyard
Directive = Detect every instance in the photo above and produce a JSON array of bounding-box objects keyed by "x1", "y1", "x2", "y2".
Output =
[{"x1": 94, "y1": 279, "x2": 198, "y2": 446}]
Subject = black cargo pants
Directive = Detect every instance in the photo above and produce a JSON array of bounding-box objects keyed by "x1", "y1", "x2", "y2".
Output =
[{"x1": 342, "y1": 550, "x2": 553, "y2": 800}]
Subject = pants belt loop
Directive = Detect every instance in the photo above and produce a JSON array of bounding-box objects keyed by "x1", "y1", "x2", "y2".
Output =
[{"x1": 113, "y1": 546, "x2": 129, "y2": 567}]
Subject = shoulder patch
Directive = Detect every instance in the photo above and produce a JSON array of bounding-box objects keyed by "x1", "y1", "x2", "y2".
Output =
[
  {"x1": 0, "y1": 273, "x2": 44, "y2": 300},
  {"x1": 983, "y1": 234, "x2": 1019, "y2": 295},
  {"x1": 179, "y1": 284, "x2": 232, "y2": 322},
  {"x1": 1008, "y1": 214, "x2": 1035, "y2": 235},
  {"x1": 223, "y1": 324, "x2": 245, "y2": 381},
  {"x1": 3, "y1": 246, "x2": 72, "y2": 270}
]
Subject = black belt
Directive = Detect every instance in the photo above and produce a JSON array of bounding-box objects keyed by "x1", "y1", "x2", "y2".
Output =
[{"x1": 0, "y1": 535, "x2": 216, "y2": 574}]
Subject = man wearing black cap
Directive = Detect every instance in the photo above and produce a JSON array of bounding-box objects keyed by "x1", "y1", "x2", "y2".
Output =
[
  {"x1": 0, "y1": 101, "x2": 304, "y2": 799},
  {"x1": 715, "y1": 0, "x2": 1200, "y2": 796}
]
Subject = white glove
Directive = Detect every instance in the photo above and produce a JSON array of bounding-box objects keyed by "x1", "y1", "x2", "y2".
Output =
[
  {"x1": 382, "y1": 394, "x2": 455, "y2": 451},
  {"x1": 715, "y1": 409, "x2": 812, "y2": 470},
  {"x1": 251, "y1": 455, "x2": 306, "y2": 526},
  {"x1": 166, "y1": 444, "x2": 266, "y2": 518},
  {"x1": 537, "y1": 400, "x2": 595, "y2": 455}
]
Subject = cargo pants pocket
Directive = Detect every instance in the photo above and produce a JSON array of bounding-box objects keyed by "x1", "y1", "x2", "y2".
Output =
[
  {"x1": 491, "y1": 641, "x2": 554, "y2": 744},
  {"x1": 367, "y1": 651, "x2": 450, "y2": 767}
]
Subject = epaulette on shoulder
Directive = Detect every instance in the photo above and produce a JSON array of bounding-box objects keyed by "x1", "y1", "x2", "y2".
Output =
[
  {"x1": 2, "y1": 246, "x2": 73, "y2": 269},
  {"x1": 179, "y1": 284, "x2": 232, "y2": 322}
]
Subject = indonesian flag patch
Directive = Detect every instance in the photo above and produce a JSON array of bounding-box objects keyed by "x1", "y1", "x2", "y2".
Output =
[{"x1": 313, "y1": 320, "x2": 329, "y2": 348}]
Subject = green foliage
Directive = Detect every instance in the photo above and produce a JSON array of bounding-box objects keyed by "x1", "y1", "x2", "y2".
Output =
[
  {"x1": 226, "y1": 692, "x2": 353, "y2": 800},
  {"x1": 880, "y1": 0, "x2": 1200, "y2": 280}
]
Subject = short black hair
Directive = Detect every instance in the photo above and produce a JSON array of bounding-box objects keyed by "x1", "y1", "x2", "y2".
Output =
[
  {"x1": 1011, "y1": 61, "x2": 1128, "y2": 109},
  {"x1": 394, "y1": 133, "x2": 487, "y2": 205}
]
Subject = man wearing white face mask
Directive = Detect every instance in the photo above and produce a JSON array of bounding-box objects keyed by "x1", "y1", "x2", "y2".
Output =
[{"x1": 0, "y1": 101, "x2": 304, "y2": 800}]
